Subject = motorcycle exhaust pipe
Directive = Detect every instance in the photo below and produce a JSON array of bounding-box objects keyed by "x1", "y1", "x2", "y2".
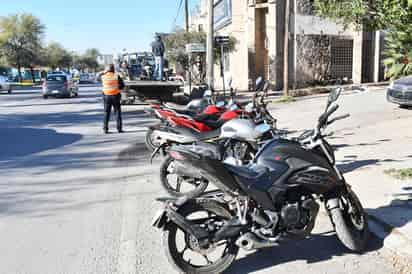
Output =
[
  {"x1": 235, "y1": 232, "x2": 280, "y2": 251},
  {"x1": 173, "y1": 161, "x2": 203, "y2": 179},
  {"x1": 152, "y1": 130, "x2": 197, "y2": 144},
  {"x1": 166, "y1": 207, "x2": 209, "y2": 240}
]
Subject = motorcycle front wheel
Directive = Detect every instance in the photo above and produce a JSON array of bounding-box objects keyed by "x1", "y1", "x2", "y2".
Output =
[
  {"x1": 330, "y1": 187, "x2": 369, "y2": 252},
  {"x1": 160, "y1": 156, "x2": 208, "y2": 197},
  {"x1": 162, "y1": 200, "x2": 238, "y2": 274}
]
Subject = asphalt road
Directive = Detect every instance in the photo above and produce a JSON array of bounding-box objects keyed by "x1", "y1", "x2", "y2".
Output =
[{"x1": 0, "y1": 86, "x2": 407, "y2": 274}]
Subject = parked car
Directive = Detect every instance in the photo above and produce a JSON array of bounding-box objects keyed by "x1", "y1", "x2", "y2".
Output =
[
  {"x1": 387, "y1": 76, "x2": 412, "y2": 107},
  {"x1": 0, "y1": 75, "x2": 12, "y2": 94},
  {"x1": 42, "y1": 74, "x2": 79, "y2": 99},
  {"x1": 79, "y1": 73, "x2": 93, "y2": 83}
]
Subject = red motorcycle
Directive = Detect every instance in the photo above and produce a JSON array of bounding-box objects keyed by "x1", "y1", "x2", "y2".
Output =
[{"x1": 145, "y1": 102, "x2": 246, "y2": 150}]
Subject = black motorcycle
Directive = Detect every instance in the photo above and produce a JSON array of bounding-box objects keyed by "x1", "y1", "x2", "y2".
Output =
[{"x1": 152, "y1": 88, "x2": 369, "y2": 274}]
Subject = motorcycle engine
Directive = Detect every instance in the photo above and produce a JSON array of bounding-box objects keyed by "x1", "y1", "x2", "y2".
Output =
[{"x1": 280, "y1": 198, "x2": 319, "y2": 231}]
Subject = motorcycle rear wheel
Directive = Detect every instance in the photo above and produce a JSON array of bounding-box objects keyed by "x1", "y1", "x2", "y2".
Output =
[
  {"x1": 330, "y1": 188, "x2": 369, "y2": 252},
  {"x1": 162, "y1": 200, "x2": 238, "y2": 274},
  {"x1": 145, "y1": 128, "x2": 160, "y2": 151},
  {"x1": 160, "y1": 156, "x2": 208, "y2": 197}
]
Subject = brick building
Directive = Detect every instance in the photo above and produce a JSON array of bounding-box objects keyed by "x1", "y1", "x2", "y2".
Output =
[{"x1": 191, "y1": 0, "x2": 384, "y2": 91}]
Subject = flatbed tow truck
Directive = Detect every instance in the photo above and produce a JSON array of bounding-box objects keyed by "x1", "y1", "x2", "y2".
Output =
[
  {"x1": 121, "y1": 80, "x2": 183, "y2": 104},
  {"x1": 117, "y1": 51, "x2": 184, "y2": 104}
]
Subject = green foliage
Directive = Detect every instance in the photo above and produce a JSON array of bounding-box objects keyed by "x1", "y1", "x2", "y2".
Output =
[
  {"x1": 44, "y1": 42, "x2": 72, "y2": 69},
  {"x1": 314, "y1": 1, "x2": 412, "y2": 80},
  {"x1": 384, "y1": 168, "x2": 412, "y2": 180},
  {"x1": 164, "y1": 27, "x2": 237, "y2": 69},
  {"x1": 313, "y1": 0, "x2": 411, "y2": 31},
  {"x1": 0, "y1": 13, "x2": 45, "y2": 77},
  {"x1": 383, "y1": 30, "x2": 412, "y2": 80},
  {"x1": 275, "y1": 96, "x2": 296, "y2": 103}
]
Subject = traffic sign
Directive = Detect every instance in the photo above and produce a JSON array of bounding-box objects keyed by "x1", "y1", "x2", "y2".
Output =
[
  {"x1": 186, "y1": 43, "x2": 206, "y2": 53},
  {"x1": 215, "y1": 36, "x2": 230, "y2": 45}
]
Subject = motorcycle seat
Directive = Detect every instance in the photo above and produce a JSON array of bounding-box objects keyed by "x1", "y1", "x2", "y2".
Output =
[
  {"x1": 163, "y1": 102, "x2": 187, "y2": 111},
  {"x1": 192, "y1": 128, "x2": 221, "y2": 141},
  {"x1": 202, "y1": 119, "x2": 226, "y2": 129},
  {"x1": 177, "y1": 142, "x2": 224, "y2": 161},
  {"x1": 170, "y1": 126, "x2": 221, "y2": 142},
  {"x1": 224, "y1": 164, "x2": 268, "y2": 180}
]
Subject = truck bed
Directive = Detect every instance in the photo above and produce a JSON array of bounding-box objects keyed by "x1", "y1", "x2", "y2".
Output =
[
  {"x1": 122, "y1": 80, "x2": 183, "y2": 104},
  {"x1": 124, "y1": 80, "x2": 182, "y2": 87}
]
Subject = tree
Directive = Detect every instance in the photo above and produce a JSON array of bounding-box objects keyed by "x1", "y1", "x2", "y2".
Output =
[
  {"x1": 383, "y1": 30, "x2": 412, "y2": 79},
  {"x1": 313, "y1": 0, "x2": 412, "y2": 31},
  {"x1": 44, "y1": 42, "x2": 73, "y2": 70},
  {"x1": 82, "y1": 48, "x2": 100, "y2": 72},
  {"x1": 0, "y1": 13, "x2": 45, "y2": 81},
  {"x1": 283, "y1": 0, "x2": 290, "y2": 96},
  {"x1": 164, "y1": 28, "x2": 237, "y2": 82}
]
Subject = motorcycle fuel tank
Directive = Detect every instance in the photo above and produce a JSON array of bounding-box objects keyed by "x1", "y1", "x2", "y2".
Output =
[
  {"x1": 219, "y1": 119, "x2": 269, "y2": 142},
  {"x1": 255, "y1": 138, "x2": 339, "y2": 195}
]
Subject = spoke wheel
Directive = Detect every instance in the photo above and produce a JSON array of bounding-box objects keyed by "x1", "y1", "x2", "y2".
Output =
[{"x1": 163, "y1": 200, "x2": 238, "y2": 274}]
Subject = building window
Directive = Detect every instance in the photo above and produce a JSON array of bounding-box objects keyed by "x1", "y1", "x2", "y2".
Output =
[{"x1": 331, "y1": 39, "x2": 353, "y2": 80}]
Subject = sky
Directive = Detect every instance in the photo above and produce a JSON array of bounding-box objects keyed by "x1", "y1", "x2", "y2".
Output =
[{"x1": 1, "y1": 0, "x2": 199, "y2": 54}]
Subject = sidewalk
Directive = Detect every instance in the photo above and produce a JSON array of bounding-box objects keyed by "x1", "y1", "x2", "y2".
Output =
[
  {"x1": 235, "y1": 81, "x2": 389, "y2": 101},
  {"x1": 334, "y1": 115, "x2": 412, "y2": 264}
]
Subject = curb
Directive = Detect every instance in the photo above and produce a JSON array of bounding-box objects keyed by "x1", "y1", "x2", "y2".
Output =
[
  {"x1": 236, "y1": 82, "x2": 389, "y2": 102},
  {"x1": 367, "y1": 213, "x2": 412, "y2": 267}
]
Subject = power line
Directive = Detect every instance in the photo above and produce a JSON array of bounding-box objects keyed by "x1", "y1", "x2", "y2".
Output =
[{"x1": 172, "y1": 0, "x2": 185, "y2": 28}]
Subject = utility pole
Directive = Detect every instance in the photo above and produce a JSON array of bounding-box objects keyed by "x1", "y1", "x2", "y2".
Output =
[
  {"x1": 185, "y1": 0, "x2": 191, "y2": 93},
  {"x1": 206, "y1": 0, "x2": 214, "y2": 90},
  {"x1": 283, "y1": 0, "x2": 290, "y2": 97},
  {"x1": 185, "y1": 0, "x2": 190, "y2": 32}
]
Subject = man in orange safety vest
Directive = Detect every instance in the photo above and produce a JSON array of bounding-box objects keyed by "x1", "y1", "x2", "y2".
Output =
[{"x1": 101, "y1": 64, "x2": 125, "y2": 134}]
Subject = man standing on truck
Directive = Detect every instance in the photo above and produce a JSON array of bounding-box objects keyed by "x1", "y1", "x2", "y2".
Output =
[
  {"x1": 151, "y1": 34, "x2": 165, "y2": 81},
  {"x1": 101, "y1": 64, "x2": 125, "y2": 134}
]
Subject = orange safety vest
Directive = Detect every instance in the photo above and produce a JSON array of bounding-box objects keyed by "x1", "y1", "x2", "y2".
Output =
[{"x1": 102, "y1": 72, "x2": 120, "y2": 95}]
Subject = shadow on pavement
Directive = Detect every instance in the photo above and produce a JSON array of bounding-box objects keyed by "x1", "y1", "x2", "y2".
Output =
[
  {"x1": 0, "y1": 127, "x2": 82, "y2": 160},
  {"x1": 226, "y1": 231, "x2": 384, "y2": 274}
]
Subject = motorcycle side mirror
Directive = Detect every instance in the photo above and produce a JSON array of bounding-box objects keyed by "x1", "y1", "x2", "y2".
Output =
[
  {"x1": 328, "y1": 88, "x2": 342, "y2": 105},
  {"x1": 255, "y1": 76, "x2": 264, "y2": 91}
]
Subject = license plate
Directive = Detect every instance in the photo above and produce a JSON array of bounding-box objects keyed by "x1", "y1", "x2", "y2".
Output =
[
  {"x1": 151, "y1": 207, "x2": 166, "y2": 227},
  {"x1": 52, "y1": 90, "x2": 59, "y2": 94}
]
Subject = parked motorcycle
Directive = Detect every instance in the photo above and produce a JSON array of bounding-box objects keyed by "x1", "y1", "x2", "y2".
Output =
[
  {"x1": 152, "y1": 87, "x2": 369, "y2": 274},
  {"x1": 145, "y1": 80, "x2": 271, "y2": 151}
]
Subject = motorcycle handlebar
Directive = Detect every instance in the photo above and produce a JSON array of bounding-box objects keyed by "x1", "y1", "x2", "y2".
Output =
[
  {"x1": 318, "y1": 104, "x2": 339, "y2": 126},
  {"x1": 327, "y1": 113, "x2": 350, "y2": 125}
]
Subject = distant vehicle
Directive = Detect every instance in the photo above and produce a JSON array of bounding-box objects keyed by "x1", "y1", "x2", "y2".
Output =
[
  {"x1": 79, "y1": 73, "x2": 93, "y2": 83},
  {"x1": 0, "y1": 75, "x2": 12, "y2": 94},
  {"x1": 42, "y1": 74, "x2": 79, "y2": 99},
  {"x1": 387, "y1": 76, "x2": 412, "y2": 107}
]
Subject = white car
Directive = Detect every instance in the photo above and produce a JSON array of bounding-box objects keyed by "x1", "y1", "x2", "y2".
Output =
[{"x1": 0, "y1": 75, "x2": 12, "y2": 94}]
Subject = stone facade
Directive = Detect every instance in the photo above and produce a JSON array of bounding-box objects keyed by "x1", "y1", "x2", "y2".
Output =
[{"x1": 191, "y1": 0, "x2": 383, "y2": 91}]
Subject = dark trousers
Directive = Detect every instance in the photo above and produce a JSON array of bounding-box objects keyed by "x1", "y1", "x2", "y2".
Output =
[{"x1": 103, "y1": 94, "x2": 122, "y2": 131}]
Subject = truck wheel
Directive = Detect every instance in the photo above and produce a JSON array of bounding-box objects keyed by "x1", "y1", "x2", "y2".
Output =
[
  {"x1": 43, "y1": 95, "x2": 48, "y2": 99},
  {"x1": 8, "y1": 88, "x2": 12, "y2": 94}
]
